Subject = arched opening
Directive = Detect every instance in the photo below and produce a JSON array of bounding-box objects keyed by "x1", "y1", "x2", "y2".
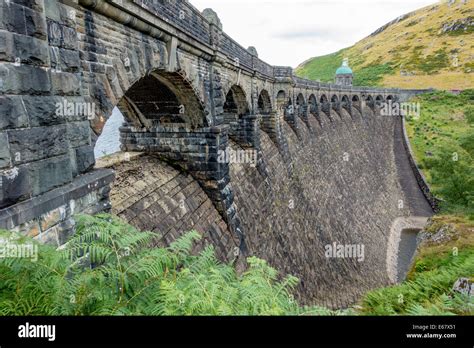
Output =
[
  {"x1": 320, "y1": 94, "x2": 330, "y2": 116},
  {"x1": 308, "y1": 94, "x2": 318, "y2": 117},
  {"x1": 351, "y1": 95, "x2": 361, "y2": 114},
  {"x1": 341, "y1": 95, "x2": 351, "y2": 114},
  {"x1": 365, "y1": 95, "x2": 375, "y2": 110},
  {"x1": 94, "y1": 71, "x2": 207, "y2": 161},
  {"x1": 296, "y1": 93, "x2": 306, "y2": 119},
  {"x1": 276, "y1": 90, "x2": 286, "y2": 117},
  {"x1": 258, "y1": 89, "x2": 272, "y2": 115},
  {"x1": 375, "y1": 95, "x2": 384, "y2": 107},
  {"x1": 387, "y1": 95, "x2": 394, "y2": 102},
  {"x1": 258, "y1": 89, "x2": 276, "y2": 141},
  {"x1": 223, "y1": 85, "x2": 250, "y2": 123}
]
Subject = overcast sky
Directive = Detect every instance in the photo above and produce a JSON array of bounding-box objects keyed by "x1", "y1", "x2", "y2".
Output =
[{"x1": 191, "y1": 0, "x2": 437, "y2": 67}]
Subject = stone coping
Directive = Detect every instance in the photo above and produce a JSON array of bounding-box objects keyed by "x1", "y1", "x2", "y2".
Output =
[{"x1": 0, "y1": 169, "x2": 115, "y2": 230}]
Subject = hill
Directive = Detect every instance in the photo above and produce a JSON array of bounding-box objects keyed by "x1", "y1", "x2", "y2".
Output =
[{"x1": 295, "y1": 0, "x2": 474, "y2": 90}]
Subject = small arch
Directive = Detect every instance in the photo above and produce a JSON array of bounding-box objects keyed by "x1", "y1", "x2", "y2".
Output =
[
  {"x1": 341, "y1": 95, "x2": 350, "y2": 110},
  {"x1": 308, "y1": 94, "x2": 318, "y2": 116},
  {"x1": 224, "y1": 85, "x2": 250, "y2": 120},
  {"x1": 375, "y1": 95, "x2": 384, "y2": 107},
  {"x1": 320, "y1": 94, "x2": 330, "y2": 115},
  {"x1": 365, "y1": 95, "x2": 375, "y2": 109},
  {"x1": 351, "y1": 95, "x2": 362, "y2": 113},
  {"x1": 258, "y1": 89, "x2": 272, "y2": 115},
  {"x1": 296, "y1": 93, "x2": 306, "y2": 118}
]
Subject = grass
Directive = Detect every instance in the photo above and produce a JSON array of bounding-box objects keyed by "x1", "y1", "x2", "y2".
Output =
[
  {"x1": 405, "y1": 90, "x2": 474, "y2": 217},
  {"x1": 295, "y1": 51, "x2": 344, "y2": 83}
]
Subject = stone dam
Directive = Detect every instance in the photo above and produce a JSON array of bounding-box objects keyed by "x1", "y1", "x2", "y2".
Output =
[{"x1": 0, "y1": 0, "x2": 436, "y2": 308}]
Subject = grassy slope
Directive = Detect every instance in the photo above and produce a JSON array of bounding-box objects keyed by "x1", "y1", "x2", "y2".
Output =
[
  {"x1": 405, "y1": 90, "x2": 474, "y2": 215},
  {"x1": 295, "y1": 0, "x2": 474, "y2": 89}
]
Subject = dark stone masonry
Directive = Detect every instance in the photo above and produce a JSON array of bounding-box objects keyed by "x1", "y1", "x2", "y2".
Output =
[{"x1": 0, "y1": 0, "x2": 434, "y2": 308}]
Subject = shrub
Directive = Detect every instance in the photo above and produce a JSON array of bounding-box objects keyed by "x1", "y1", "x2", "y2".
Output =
[{"x1": 0, "y1": 214, "x2": 334, "y2": 316}]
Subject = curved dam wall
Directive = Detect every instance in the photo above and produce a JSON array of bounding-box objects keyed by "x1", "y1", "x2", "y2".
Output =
[{"x1": 104, "y1": 109, "x2": 432, "y2": 309}]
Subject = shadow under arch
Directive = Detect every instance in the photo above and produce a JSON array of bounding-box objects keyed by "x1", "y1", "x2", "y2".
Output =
[{"x1": 92, "y1": 70, "x2": 208, "y2": 145}]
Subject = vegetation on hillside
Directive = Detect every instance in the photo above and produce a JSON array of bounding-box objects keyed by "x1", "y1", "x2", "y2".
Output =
[
  {"x1": 295, "y1": 0, "x2": 474, "y2": 89},
  {"x1": 358, "y1": 215, "x2": 474, "y2": 315},
  {"x1": 0, "y1": 213, "x2": 472, "y2": 316},
  {"x1": 405, "y1": 90, "x2": 474, "y2": 217}
]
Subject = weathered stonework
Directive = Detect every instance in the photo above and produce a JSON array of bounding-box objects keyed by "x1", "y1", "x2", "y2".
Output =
[{"x1": 0, "y1": 0, "x2": 435, "y2": 307}]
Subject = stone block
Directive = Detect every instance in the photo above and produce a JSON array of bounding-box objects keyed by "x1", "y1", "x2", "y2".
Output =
[
  {"x1": 24, "y1": 7, "x2": 47, "y2": 40},
  {"x1": 0, "y1": 2, "x2": 26, "y2": 35},
  {"x1": 56, "y1": 48, "x2": 80, "y2": 72},
  {"x1": 46, "y1": 19, "x2": 62, "y2": 47},
  {"x1": 8, "y1": 125, "x2": 68, "y2": 164},
  {"x1": 50, "y1": 71, "x2": 80, "y2": 95},
  {"x1": 22, "y1": 95, "x2": 67, "y2": 127},
  {"x1": 0, "y1": 64, "x2": 51, "y2": 94},
  {"x1": 28, "y1": 154, "x2": 73, "y2": 196},
  {"x1": 75, "y1": 145, "x2": 95, "y2": 174},
  {"x1": 0, "y1": 96, "x2": 29, "y2": 130},
  {"x1": 67, "y1": 121, "x2": 91, "y2": 148},
  {"x1": 35, "y1": 226, "x2": 59, "y2": 246},
  {"x1": 0, "y1": 132, "x2": 11, "y2": 168},
  {"x1": 44, "y1": 0, "x2": 60, "y2": 21},
  {"x1": 19, "y1": 219, "x2": 42, "y2": 238},
  {"x1": 61, "y1": 25, "x2": 77, "y2": 50},
  {"x1": 39, "y1": 205, "x2": 67, "y2": 231},
  {"x1": 0, "y1": 166, "x2": 32, "y2": 208},
  {"x1": 12, "y1": 32, "x2": 49, "y2": 66}
]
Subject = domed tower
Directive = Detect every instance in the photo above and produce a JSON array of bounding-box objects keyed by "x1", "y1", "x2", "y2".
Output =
[{"x1": 335, "y1": 58, "x2": 353, "y2": 86}]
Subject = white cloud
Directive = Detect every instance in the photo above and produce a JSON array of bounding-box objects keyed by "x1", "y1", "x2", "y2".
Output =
[{"x1": 191, "y1": 0, "x2": 438, "y2": 67}]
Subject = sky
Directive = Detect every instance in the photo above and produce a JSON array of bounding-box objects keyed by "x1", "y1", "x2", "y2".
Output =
[{"x1": 191, "y1": 0, "x2": 438, "y2": 68}]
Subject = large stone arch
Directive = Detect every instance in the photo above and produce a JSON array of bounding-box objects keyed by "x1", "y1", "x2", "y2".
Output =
[{"x1": 112, "y1": 71, "x2": 208, "y2": 133}]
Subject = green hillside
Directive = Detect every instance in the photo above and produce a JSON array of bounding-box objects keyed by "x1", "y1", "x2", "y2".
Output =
[{"x1": 295, "y1": 0, "x2": 474, "y2": 89}]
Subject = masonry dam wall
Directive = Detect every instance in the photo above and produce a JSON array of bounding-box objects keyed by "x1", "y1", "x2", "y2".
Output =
[
  {"x1": 100, "y1": 105, "x2": 433, "y2": 309},
  {"x1": 0, "y1": 0, "x2": 434, "y2": 309}
]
